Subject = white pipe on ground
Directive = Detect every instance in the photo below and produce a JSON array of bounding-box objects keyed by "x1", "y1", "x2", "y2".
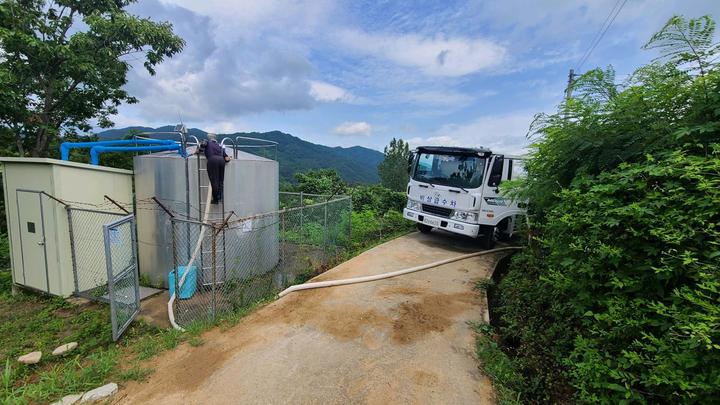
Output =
[
  {"x1": 168, "y1": 190, "x2": 213, "y2": 331},
  {"x1": 277, "y1": 246, "x2": 522, "y2": 298}
]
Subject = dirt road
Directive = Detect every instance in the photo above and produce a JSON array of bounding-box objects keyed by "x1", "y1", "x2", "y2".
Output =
[{"x1": 116, "y1": 231, "x2": 501, "y2": 404}]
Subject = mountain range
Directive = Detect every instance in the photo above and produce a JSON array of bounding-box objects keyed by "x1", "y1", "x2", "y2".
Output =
[{"x1": 97, "y1": 126, "x2": 384, "y2": 184}]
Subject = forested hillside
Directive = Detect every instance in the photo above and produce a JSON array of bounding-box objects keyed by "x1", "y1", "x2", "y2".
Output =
[{"x1": 97, "y1": 126, "x2": 383, "y2": 184}]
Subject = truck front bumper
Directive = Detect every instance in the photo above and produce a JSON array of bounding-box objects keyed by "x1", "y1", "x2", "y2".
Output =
[{"x1": 403, "y1": 208, "x2": 480, "y2": 238}]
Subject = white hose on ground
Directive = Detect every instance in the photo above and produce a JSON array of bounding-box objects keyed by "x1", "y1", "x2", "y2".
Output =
[
  {"x1": 277, "y1": 246, "x2": 523, "y2": 298},
  {"x1": 168, "y1": 189, "x2": 213, "y2": 331}
]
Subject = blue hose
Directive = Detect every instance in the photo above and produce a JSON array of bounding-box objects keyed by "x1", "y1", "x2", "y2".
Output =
[
  {"x1": 60, "y1": 139, "x2": 176, "y2": 161},
  {"x1": 89, "y1": 144, "x2": 186, "y2": 165}
]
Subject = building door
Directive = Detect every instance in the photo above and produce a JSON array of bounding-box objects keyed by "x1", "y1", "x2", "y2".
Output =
[{"x1": 16, "y1": 190, "x2": 49, "y2": 292}]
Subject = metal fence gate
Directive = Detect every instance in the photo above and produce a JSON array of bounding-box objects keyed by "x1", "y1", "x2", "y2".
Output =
[{"x1": 103, "y1": 215, "x2": 140, "y2": 341}]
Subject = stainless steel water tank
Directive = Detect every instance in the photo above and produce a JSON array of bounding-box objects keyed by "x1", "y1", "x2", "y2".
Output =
[{"x1": 134, "y1": 148, "x2": 279, "y2": 287}]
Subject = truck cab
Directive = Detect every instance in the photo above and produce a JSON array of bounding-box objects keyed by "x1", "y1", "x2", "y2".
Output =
[{"x1": 403, "y1": 146, "x2": 527, "y2": 248}]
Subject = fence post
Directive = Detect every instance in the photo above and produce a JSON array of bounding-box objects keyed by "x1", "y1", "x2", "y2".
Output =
[
  {"x1": 172, "y1": 220, "x2": 178, "y2": 314},
  {"x1": 281, "y1": 212, "x2": 286, "y2": 264},
  {"x1": 280, "y1": 211, "x2": 286, "y2": 286},
  {"x1": 129, "y1": 217, "x2": 140, "y2": 322},
  {"x1": 323, "y1": 201, "x2": 328, "y2": 263},
  {"x1": 103, "y1": 223, "x2": 118, "y2": 338},
  {"x1": 347, "y1": 199, "x2": 352, "y2": 252},
  {"x1": 299, "y1": 191, "x2": 304, "y2": 244},
  {"x1": 66, "y1": 207, "x2": 80, "y2": 294},
  {"x1": 211, "y1": 225, "x2": 217, "y2": 319}
]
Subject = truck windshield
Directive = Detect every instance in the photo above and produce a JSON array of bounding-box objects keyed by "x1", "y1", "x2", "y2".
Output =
[{"x1": 412, "y1": 153, "x2": 486, "y2": 189}]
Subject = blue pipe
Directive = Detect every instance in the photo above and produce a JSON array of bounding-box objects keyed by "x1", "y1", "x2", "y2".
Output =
[
  {"x1": 90, "y1": 144, "x2": 186, "y2": 165},
  {"x1": 60, "y1": 139, "x2": 176, "y2": 161}
]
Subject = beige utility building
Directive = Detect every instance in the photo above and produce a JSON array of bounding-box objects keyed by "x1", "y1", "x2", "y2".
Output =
[{"x1": 0, "y1": 158, "x2": 132, "y2": 296}]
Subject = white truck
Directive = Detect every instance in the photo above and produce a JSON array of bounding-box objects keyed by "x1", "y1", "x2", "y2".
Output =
[{"x1": 403, "y1": 146, "x2": 527, "y2": 248}]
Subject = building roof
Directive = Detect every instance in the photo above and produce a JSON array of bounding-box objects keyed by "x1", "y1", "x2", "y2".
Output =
[
  {"x1": 0, "y1": 157, "x2": 133, "y2": 174},
  {"x1": 414, "y1": 146, "x2": 492, "y2": 156}
]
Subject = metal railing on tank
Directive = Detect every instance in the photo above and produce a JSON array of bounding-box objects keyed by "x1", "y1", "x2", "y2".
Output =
[
  {"x1": 227, "y1": 136, "x2": 278, "y2": 161},
  {"x1": 219, "y1": 137, "x2": 237, "y2": 159}
]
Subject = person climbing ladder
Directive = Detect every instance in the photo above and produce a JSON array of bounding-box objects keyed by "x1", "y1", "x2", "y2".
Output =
[{"x1": 198, "y1": 133, "x2": 231, "y2": 204}]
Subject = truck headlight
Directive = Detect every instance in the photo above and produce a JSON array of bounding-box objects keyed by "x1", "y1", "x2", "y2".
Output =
[
  {"x1": 451, "y1": 210, "x2": 479, "y2": 222},
  {"x1": 406, "y1": 199, "x2": 421, "y2": 211}
]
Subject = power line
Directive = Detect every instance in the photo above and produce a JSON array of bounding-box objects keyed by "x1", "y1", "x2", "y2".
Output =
[{"x1": 576, "y1": 0, "x2": 628, "y2": 71}]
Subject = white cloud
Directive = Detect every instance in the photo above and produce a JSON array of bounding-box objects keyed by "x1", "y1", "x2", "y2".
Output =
[
  {"x1": 408, "y1": 111, "x2": 538, "y2": 155},
  {"x1": 203, "y1": 120, "x2": 247, "y2": 134},
  {"x1": 337, "y1": 30, "x2": 507, "y2": 77},
  {"x1": 122, "y1": 21, "x2": 319, "y2": 121},
  {"x1": 309, "y1": 81, "x2": 357, "y2": 103},
  {"x1": 333, "y1": 121, "x2": 373, "y2": 136}
]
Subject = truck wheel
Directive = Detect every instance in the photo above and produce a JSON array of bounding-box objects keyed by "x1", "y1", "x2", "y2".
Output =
[
  {"x1": 417, "y1": 223, "x2": 433, "y2": 234},
  {"x1": 497, "y1": 218, "x2": 511, "y2": 241},
  {"x1": 479, "y1": 225, "x2": 495, "y2": 249}
]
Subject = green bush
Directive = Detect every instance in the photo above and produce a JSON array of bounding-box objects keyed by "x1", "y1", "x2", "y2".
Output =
[
  {"x1": 350, "y1": 184, "x2": 406, "y2": 214},
  {"x1": 547, "y1": 151, "x2": 720, "y2": 402},
  {"x1": 350, "y1": 209, "x2": 414, "y2": 250},
  {"x1": 491, "y1": 15, "x2": 720, "y2": 404}
]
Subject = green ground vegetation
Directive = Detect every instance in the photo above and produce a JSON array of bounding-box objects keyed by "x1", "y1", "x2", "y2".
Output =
[
  {"x1": 483, "y1": 15, "x2": 720, "y2": 404},
  {"x1": 0, "y1": 268, "x2": 273, "y2": 404}
]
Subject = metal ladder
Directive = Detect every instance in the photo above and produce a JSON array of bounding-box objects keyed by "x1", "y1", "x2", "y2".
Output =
[{"x1": 197, "y1": 157, "x2": 227, "y2": 287}]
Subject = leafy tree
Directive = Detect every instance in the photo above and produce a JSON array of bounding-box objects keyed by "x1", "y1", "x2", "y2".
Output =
[
  {"x1": 378, "y1": 138, "x2": 412, "y2": 192},
  {"x1": 0, "y1": 0, "x2": 185, "y2": 157},
  {"x1": 643, "y1": 15, "x2": 719, "y2": 76},
  {"x1": 294, "y1": 168, "x2": 347, "y2": 196}
]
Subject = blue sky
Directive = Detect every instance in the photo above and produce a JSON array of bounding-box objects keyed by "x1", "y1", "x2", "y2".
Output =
[{"x1": 113, "y1": 0, "x2": 720, "y2": 154}]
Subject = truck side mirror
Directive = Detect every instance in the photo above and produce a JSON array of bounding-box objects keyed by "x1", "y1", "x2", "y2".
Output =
[
  {"x1": 407, "y1": 154, "x2": 414, "y2": 174},
  {"x1": 488, "y1": 174, "x2": 502, "y2": 187}
]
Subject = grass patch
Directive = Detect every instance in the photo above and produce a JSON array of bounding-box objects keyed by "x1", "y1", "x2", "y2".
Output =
[
  {"x1": 474, "y1": 278, "x2": 494, "y2": 292},
  {"x1": 471, "y1": 322, "x2": 525, "y2": 405},
  {"x1": 188, "y1": 337, "x2": 204, "y2": 347},
  {"x1": 118, "y1": 364, "x2": 154, "y2": 382}
]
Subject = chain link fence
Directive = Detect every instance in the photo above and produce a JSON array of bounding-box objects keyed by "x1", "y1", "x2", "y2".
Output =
[
  {"x1": 170, "y1": 195, "x2": 352, "y2": 328},
  {"x1": 67, "y1": 207, "x2": 128, "y2": 302}
]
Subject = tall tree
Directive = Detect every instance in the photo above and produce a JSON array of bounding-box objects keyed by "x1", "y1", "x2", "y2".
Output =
[
  {"x1": 378, "y1": 138, "x2": 411, "y2": 191},
  {"x1": 0, "y1": 0, "x2": 185, "y2": 157}
]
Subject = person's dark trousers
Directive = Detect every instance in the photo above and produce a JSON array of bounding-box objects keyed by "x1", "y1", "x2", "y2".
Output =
[{"x1": 207, "y1": 156, "x2": 226, "y2": 203}]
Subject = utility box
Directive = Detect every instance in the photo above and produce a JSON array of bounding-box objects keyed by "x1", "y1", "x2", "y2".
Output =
[{"x1": 0, "y1": 158, "x2": 133, "y2": 296}]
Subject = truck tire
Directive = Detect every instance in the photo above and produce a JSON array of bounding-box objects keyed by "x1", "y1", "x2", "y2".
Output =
[
  {"x1": 497, "y1": 218, "x2": 512, "y2": 241},
  {"x1": 479, "y1": 225, "x2": 495, "y2": 249},
  {"x1": 417, "y1": 223, "x2": 433, "y2": 234}
]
